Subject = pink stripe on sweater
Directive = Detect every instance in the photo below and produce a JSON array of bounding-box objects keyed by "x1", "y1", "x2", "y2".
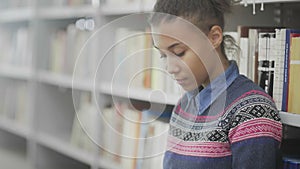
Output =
[
  {"x1": 229, "y1": 118, "x2": 282, "y2": 143},
  {"x1": 167, "y1": 136, "x2": 232, "y2": 157}
]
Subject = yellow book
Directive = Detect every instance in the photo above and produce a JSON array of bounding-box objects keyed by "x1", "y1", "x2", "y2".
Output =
[{"x1": 288, "y1": 37, "x2": 300, "y2": 114}]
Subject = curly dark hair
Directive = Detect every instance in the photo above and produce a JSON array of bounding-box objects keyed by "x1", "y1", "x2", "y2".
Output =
[
  {"x1": 151, "y1": 0, "x2": 231, "y2": 33},
  {"x1": 149, "y1": 0, "x2": 239, "y2": 60}
]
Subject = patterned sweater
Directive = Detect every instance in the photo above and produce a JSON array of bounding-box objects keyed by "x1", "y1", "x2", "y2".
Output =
[{"x1": 163, "y1": 61, "x2": 282, "y2": 169}]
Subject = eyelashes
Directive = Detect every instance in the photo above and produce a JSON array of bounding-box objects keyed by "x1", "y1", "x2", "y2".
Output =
[
  {"x1": 175, "y1": 51, "x2": 185, "y2": 57},
  {"x1": 160, "y1": 51, "x2": 186, "y2": 59}
]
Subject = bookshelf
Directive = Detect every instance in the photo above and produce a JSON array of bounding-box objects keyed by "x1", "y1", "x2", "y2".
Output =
[
  {"x1": 280, "y1": 112, "x2": 300, "y2": 128},
  {"x1": 99, "y1": 82, "x2": 180, "y2": 105},
  {"x1": 0, "y1": 8, "x2": 34, "y2": 23},
  {"x1": 0, "y1": 0, "x2": 300, "y2": 169}
]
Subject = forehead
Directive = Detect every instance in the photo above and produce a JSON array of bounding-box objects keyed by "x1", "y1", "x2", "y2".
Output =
[{"x1": 151, "y1": 18, "x2": 207, "y2": 49}]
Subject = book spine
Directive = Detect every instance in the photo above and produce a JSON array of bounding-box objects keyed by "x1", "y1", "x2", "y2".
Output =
[
  {"x1": 282, "y1": 29, "x2": 291, "y2": 111},
  {"x1": 282, "y1": 29, "x2": 300, "y2": 111},
  {"x1": 273, "y1": 29, "x2": 285, "y2": 110},
  {"x1": 287, "y1": 37, "x2": 300, "y2": 114}
]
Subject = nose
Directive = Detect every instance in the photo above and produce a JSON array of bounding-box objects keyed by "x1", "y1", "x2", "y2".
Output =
[{"x1": 166, "y1": 55, "x2": 180, "y2": 75}]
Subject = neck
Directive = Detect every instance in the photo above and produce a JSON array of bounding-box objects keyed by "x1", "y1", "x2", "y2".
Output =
[{"x1": 202, "y1": 49, "x2": 229, "y2": 87}]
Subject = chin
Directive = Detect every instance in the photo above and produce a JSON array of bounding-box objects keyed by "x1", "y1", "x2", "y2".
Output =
[{"x1": 182, "y1": 85, "x2": 197, "y2": 92}]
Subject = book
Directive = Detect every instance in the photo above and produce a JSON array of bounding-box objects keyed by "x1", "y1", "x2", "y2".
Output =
[
  {"x1": 248, "y1": 27, "x2": 277, "y2": 83},
  {"x1": 70, "y1": 92, "x2": 98, "y2": 152},
  {"x1": 236, "y1": 26, "x2": 278, "y2": 80},
  {"x1": 151, "y1": 48, "x2": 165, "y2": 91},
  {"x1": 280, "y1": 29, "x2": 300, "y2": 111},
  {"x1": 287, "y1": 37, "x2": 300, "y2": 114},
  {"x1": 49, "y1": 29, "x2": 67, "y2": 73},
  {"x1": 101, "y1": 103, "x2": 125, "y2": 163},
  {"x1": 257, "y1": 32, "x2": 276, "y2": 96},
  {"x1": 143, "y1": 30, "x2": 153, "y2": 89},
  {"x1": 0, "y1": 27, "x2": 31, "y2": 69},
  {"x1": 120, "y1": 105, "x2": 142, "y2": 169},
  {"x1": 113, "y1": 28, "x2": 136, "y2": 87},
  {"x1": 140, "y1": 119, "x2": 169, "y2": 169},
  {"x1": 273, "y1": 29, "x2": 286, "y2": 110},
  {"x1": 135, "y1": 110, "x2": 151, "y2": 169}
]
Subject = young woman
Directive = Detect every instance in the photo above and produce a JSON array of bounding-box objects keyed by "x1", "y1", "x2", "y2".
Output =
[{"x1": 149, "y1": 0, "x2": 282, "y2": 168}]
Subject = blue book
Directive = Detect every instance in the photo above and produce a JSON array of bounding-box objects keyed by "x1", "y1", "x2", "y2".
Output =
[{"x1": 281, "y1": 29, "x2": 300, "y2": 111}]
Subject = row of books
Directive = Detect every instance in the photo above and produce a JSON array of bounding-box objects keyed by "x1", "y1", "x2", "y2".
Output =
[
  {"x1": 113, "y1": 27, "x2": 182, "y2": 96},
  {"x1": 0, "y1": 0, "x2": 29, "y2": 9},
  {"x1": 47, "y1": 0, "x2": 97, "y2": 7},
  {"x1": 0, "y1": 0, "x2": 99, "y2": 9},
  {"x1": 235, "y1": 26, "x2": 300, "y2": 114},
  {"x1": 70, "y1": 92, "x2": 169, "y2": 169},
  {"x1": 70, "y1": 92, "x2": 98, "y2": 152},
  {"x1": 48, "y1": 23, "x2": 97, "y2": 77},
  {"x1": 273, "y1": 29, "x2": 300, "y2": 115},
  {"x1": 0, "y1": 27, "x2": 32, "y2": 69},
  {"x1": 104, "y1": 0, "x2": 153, "y2": 5},
  {"x1": 100, "y1": 102, "x2": 169, "y2": 169},
  {"x1": 0, "y1": 79, "x2": 28, "y2": 125}
]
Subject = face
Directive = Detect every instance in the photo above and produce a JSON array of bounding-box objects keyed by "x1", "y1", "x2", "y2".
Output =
[{"x1": 151, "y1": 19, "x2": 221, "y2": 91}]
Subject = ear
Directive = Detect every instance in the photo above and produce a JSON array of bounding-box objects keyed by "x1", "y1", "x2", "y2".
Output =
[{"x1": 207, "y1": 25, "x2": 223, "y2": 49}]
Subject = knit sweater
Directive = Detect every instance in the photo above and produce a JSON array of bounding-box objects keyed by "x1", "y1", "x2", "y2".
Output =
[{"x1": 163, "y1": 61, "x2": 282, "y2": 169}]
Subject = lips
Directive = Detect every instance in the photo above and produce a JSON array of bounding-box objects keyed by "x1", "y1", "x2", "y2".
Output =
[{"x1": 175, "y1": 78, "x2": 186, "y2": 85}]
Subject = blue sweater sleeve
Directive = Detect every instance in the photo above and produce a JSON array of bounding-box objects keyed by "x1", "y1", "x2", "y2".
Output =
[{"x1": 231, "y1": 137, "x2": 281, "y2": 169}]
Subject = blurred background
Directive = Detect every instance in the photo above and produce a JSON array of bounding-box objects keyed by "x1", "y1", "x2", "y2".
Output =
[{"x1": 1, "y1": 0, "x2": 300, "y2": 169}]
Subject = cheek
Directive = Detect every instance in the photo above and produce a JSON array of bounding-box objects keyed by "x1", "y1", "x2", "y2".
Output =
[{"x1": 185, "y1": 55, "x2": 208, "y2": 82}]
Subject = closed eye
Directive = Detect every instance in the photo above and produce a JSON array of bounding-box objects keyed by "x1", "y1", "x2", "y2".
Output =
[{"x1": 175, "y1": 51, "x2": 185, "y2": 57}]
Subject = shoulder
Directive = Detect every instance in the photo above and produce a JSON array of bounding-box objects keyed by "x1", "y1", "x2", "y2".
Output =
[
  {"x1": 220, "y1": 75, "x2": 281, "y2": 128},
  {"x1": 227, "y1": 75, "x2": 276, "y2": 107},
  {"x1": 220, "y1": 76, "x2": 282, "y2": 143}
]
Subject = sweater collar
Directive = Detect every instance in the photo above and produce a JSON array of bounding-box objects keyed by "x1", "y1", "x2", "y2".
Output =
[{"x1": 187, "y1": 60, "x2": 240, "y2": 115}]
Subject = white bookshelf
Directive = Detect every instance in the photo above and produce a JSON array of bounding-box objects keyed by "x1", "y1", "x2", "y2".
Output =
[
  {"x1": 250, "y1": 0, "x2": 300, "y2": 3},
  {"x1": 37, "y1": 6, "x2": 99, "y2": 20},
  {"x1": 0, "y1": 0, "x2": 300, "y2": 169},
  {"x1": 280, "y1": 112, "x2": 300, "y2": 128},
  {"x1": 0, "y1": 65, "x2": 33, "y2": 80},
  {"x1": 98, "y1": 158, "x2": 123, "y2": 169},
  {"x1": 36, "y1": 132, "x2": 94, "y2": 165},
  {"x1": 0, "y1": 128, "x2": 31, "y2": 169},
  {"x1": 99, "y1": 82, "x2": 180, "y2": 105},
  {"x1": 37, "y1": 71, "x2": 92, "y2": 91},
  {"x1": 101, "y1": 2, "x2": 142, "y2": 15},
  {"x1": 100, "y1": 1, "x2": 155, "y2": 15},
  {"x1": 0, "y1": 118, "x2": 30, "y2": 138},
  {"x1": 0, "y1": 147, "x2": 32, "y2": 169},
  {"x1": 0, "y1": 8, "x2": 33, "y2": 23}
]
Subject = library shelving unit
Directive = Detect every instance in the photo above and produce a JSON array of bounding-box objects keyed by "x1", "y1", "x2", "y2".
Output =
[{"x1": 0, "y1": 0, "x2": 300, "y2": 169}]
